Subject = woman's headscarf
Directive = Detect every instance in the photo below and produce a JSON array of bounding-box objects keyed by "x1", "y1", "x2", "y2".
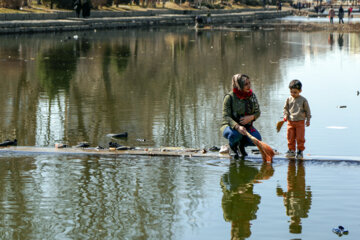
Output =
[{"x1": 232, "y1": 74, "x2": 250, "y2": 90}]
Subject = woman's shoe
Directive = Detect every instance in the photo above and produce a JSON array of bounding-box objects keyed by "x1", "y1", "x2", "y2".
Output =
[
  {"x1": 239, "y1": 144, "x2": 248, "y2": 157},
  {"x1": 230, "y1": 144, "x2": 240, "y2": 159}
]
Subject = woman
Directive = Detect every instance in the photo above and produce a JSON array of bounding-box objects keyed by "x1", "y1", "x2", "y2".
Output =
[{"x1": 220, "y1": 74, "x2": 262, "y2": 158}]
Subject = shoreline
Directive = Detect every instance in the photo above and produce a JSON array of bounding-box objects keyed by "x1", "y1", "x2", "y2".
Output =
[
  {"x1": 0, "y1": 9, "x2": 292, "y2": 34},
  {"x1": 2, "y1": 8, "x2": 360, "y2": 35}
]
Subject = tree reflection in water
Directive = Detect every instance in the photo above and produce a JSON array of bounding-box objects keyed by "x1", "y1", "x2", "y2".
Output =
[
  {"x1": 276, "y1": 160, "x2": 312, "y2": 234},
  {"x1": 220, "y1": 160, "x2": 274, "y2": 239}
]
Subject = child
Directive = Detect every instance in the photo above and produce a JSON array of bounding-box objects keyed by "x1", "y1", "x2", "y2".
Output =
[{"x1": 283, "y1": 80, "x2": 311, "y2": 159}]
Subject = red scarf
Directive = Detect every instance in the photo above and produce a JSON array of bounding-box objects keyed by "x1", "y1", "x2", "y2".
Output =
[{"x1": 233, "y1": 88, "x2": 253, "y2": 99}]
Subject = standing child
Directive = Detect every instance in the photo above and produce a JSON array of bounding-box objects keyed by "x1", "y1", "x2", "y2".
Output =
[{"x1": 283, "y1": 80, "x2": 311, "y2": 159}]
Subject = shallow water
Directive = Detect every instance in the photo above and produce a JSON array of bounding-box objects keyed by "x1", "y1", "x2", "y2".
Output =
[
  {"x1": 278, "y1": 14, "x2": 360, "y2": 23},
  {"x1": 1, "y1": 27, "x2": 360, "y2": 239}
]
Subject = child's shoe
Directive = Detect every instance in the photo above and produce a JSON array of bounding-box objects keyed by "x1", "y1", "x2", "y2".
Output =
[
  {"x1": 285, "y1": 150, "x2": 295, "y2": 158},
  {"x1": 296, "y1": 150, "x2": 303, "y2": 159}
]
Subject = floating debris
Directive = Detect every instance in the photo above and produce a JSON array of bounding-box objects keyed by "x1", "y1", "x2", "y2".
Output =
[
  {"x1": 107, "y1": 132, "x2": 128, "y2": 138},
  {"x1": 209, "y1": 146, "x2": 220, "y2": 151},
  {"x1": 55, "y1": 143, "x2": 68, "y2": 149},
  {"x1": 332, "y1": 225, "x2": 349, "y2": 236},
  {"x1": 326, "y1": 126, "x2": 347, "y2": 129},
  {"x1": 116, "y1": 146, "x2": 135, "y2": 150},
  {"x1": 75, "y1": 142, "x2": 90, "y2": 148},
  {"x1": 136, "y1": 138, "x2": 146, "y2": 142},
  {"x1": 109, "y1": 142, "x2": 121, "y2": 148}
]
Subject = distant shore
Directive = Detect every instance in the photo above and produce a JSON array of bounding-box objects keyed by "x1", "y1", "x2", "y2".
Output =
[{"x1": 0, "y1": 9, "x2": 292, "y2": 34}]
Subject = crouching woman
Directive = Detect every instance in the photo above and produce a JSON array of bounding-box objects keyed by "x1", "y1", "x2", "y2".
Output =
[{"x1": 220, "y1": 73, "x2": 262, "y2": 158}]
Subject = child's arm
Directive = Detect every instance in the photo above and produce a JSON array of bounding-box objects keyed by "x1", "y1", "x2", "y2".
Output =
[
  {"x1": 283, "y1": 98, "x2": 289, "y2": 121},
  {"x1": 304, "y1": 99, "x2": 311, "y2": 127}
]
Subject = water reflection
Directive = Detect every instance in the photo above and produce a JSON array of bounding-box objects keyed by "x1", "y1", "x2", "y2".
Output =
[
  {"x1": 276, "y1": 160, "x2": 312, "y2": 234},
  {"x1": 328, "y1": 33, "x2": 334, "y2": 50},
  {"x1": 0, "y1": 155, "x2": 187, "y2": 239},
  {"x1": 220, "y1": 160, "x2": 274, "y2": 239},
  {"x1": 0, "y1": 29, "x2": 287, "y2": 148},
  {"x1": 338, "y1": 33, "x2": 344, "y2": 50},
  {"x1": 1, "y1": 28, "x2": 360, "y2": 154},
  {"x1": 38, "y1": 42, "x2": 76, "y2": 98}
]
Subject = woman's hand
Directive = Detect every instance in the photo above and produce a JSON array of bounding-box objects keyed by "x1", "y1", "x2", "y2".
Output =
[
  {"x1": 235, "y1": 125, "x2": 247, "y2": 135},
  {"x1": 239, "y1": 115, "x2": 254, "y2": 125}
]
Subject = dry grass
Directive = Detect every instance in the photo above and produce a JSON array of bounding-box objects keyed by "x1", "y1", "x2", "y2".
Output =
[{"x1": 164, "y1": 1, "x2": 194, "y2": 10}]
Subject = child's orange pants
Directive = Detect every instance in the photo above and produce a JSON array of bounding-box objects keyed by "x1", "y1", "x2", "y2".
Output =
[{"x1": 287, "y1": 120, "x2": 305, "y2": 151}]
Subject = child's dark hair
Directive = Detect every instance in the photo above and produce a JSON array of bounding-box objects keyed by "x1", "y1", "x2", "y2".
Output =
[{"x1": 289, "y1": 79, "x2": 302, "y2": 90}]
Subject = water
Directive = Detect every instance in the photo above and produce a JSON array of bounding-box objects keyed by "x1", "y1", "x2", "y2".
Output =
[
  {"x1": 279, "y1": 14, "x2": 360, "y2": 23},
  {"x1": 1, "y1": 27, "x2": 360, "y2": 239}
]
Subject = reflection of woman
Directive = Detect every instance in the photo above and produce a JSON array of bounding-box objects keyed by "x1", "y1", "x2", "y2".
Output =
[
  {"x1": 276, "y1": 161, "x2": 312, "y2": 234},
  {"x1": 221, "y1": 74, "x2": 261, "y2": 158},
  {"x1": 221, "y1": 161, "x2": 274, "y2": 239},
  {"x1": 337, "y1": 33, "x2": 344, "y2": 49}
]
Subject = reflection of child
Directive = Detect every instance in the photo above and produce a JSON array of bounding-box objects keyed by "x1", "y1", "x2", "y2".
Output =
[
  {"x1": 276, "y1": 161, "x2": 312, "y2": 233},
  {"x1": 283, "y1": 80, "x2": 311, "y2": 159}
]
